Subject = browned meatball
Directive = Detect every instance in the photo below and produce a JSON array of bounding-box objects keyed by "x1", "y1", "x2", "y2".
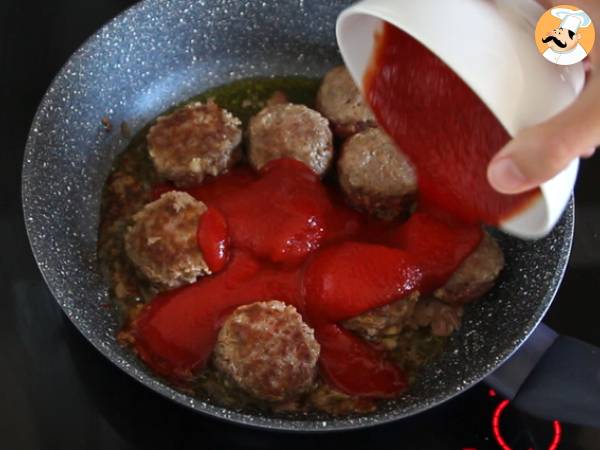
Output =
[
  {"x1": 124, "y1": 191, "x2": 209, "y2": 288},
  {"x1": 247, "y1": 103, "x2": 334, "y2": 175},
  {"x1": 338, "y1": 128, "x2": 417, "y2": 220},
  {"x1": 434, "y1": 232, "x2": 504, "y2": 305},
  {"x1": 343, "y1": 292, "x2": 419, "y2": 340},
  {"x1": 316, "y1": 66, "x2": 378, "y2": 138},
  {"x1": 213, "y1": 300, "x2": 320, "y2": 402},
  {"x1": 147, "y1": 100, "x2": 242, "y2": 187},
  {"x1": 410, "y1": 298, "x2": 464, "y2": 337}
]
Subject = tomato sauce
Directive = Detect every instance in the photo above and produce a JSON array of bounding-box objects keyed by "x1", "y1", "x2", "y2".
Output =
[
  {"x1": 196, "y1": 207, "x2": 230, "y2": 274},
  {"x1": 131, "y1": 159, "x2": 481, "y2": 397},
  {"x1": 364, "y1": 23, "x2": 540, "y2": 225}
]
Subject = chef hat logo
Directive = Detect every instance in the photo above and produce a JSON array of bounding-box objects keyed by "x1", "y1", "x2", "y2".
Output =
[
  {"x1": 551, "y1": 8, "x2": 592, "y2": 33},
  {"x1": 534, "y1": 4, "x2": 595, "y2": 66}
]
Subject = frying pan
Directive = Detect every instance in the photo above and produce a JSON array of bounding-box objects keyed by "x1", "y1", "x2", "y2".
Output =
[{"x1": 21, "y1": 0, "x2": 600, "y2": 431}]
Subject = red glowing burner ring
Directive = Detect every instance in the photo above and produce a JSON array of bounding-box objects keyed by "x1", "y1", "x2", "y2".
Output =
[{"x1": 491, "y1": 397, "x2": 562, "y2": 450}]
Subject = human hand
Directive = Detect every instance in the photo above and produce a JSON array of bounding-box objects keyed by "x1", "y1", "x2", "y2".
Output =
[{"x1": 487, "y1": 0, "x2": 600, "y2": 194}]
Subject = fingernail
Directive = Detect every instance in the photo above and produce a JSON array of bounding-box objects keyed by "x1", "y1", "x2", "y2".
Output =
[{"x1": 487, "y1": 158, "x2": 528, "y2": 194}]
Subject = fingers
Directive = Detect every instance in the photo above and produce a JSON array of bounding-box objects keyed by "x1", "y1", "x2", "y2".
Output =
[
  {"x1": 488, "y1": 77, "x2": 600, "y2": 194},
  {"x1": 487, "y1": 127, "x2": 571, "y2": 193}
]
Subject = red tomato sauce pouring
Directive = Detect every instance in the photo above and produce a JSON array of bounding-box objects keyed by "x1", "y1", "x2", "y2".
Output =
[{"x1": 364, "y1": 23, "x2": 540, "y2": 225}]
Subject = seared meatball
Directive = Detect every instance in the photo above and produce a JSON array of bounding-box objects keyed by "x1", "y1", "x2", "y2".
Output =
[
  {"x1": 410, "y1": 298, "x2": 463, "y2": 337},
  {"x1": 213, "y1": 300, "x2": 320, "y2": 402},
  {"x1": 124, "y1": 191, "x2": 209, "y2": 288},
  {"x1": 434, "y1": 232, "x2": 504, "y2": 305},
  {"x1": 247, "y1": 103, "x2": 334, "y2": 175},
  {"x1": 147, "y1": 100, "x2": 242, "y2": 187},
  {"x1": 338, "y1": 128, "x2": 417, "y2": 220},
  {"x1": 316, "y1": 66, "x2": 377, "y2": 138},
  {"x1": 343, "y1": 292, "x2": 419, "y2": 340}
]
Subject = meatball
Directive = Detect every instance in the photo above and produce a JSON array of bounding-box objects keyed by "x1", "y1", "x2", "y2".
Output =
[
  {"x1": 338, "y1": 128, "x2": 417, "y2": 220},
  {"x1": 247, "y1": 103, "x2": 334, "y2": 175},
  {"x1": 316, "y1": 66, "x2": 377, "y2": 138},
  {"x1": 434, "y1": 232, "x2": 504, "y2": 305},
  {"x1": 410, "y1": 298, "x2": 464, "y2": 337},
  {"x1": 124, "y1": 191, "x2": 209, "y2": 288},
  {"x1": 213, "y1": 300, "x2": 320, "y2": 402},
  {"x1": 343, "y1": 291, "x2": 419, "y2": 340},
  {"x1": 147, "y1": 100, "x2": 242, "y2": 187}
]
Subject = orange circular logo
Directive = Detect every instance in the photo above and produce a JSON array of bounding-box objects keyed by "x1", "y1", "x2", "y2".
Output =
[{"x1": 535, "y1": 4, "x2": 595, "y2": 65}]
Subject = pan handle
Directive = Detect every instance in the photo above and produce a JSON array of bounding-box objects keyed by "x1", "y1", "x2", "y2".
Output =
[{"x1": 486, "y1": 322, "x2": 600, "y2": 428}]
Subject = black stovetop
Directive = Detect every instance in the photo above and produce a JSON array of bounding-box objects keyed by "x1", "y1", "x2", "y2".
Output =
[{"x1": 2, "y1": 1, "x2": 599, "y2": 449}]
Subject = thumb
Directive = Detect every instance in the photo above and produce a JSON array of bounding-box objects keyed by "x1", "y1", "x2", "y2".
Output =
[{"x1": 487, "y1": 77, "x2": 600, "y2": 194}]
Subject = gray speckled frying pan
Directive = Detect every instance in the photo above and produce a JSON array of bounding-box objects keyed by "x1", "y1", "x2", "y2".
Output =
[{"x1": 21, "y1": 0, "x2": 591, "y2": 432}]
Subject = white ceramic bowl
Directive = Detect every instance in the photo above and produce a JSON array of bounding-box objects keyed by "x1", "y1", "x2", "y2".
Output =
[{"x1": 336, "y1": 0, "x2": 584, "y2": 239}]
